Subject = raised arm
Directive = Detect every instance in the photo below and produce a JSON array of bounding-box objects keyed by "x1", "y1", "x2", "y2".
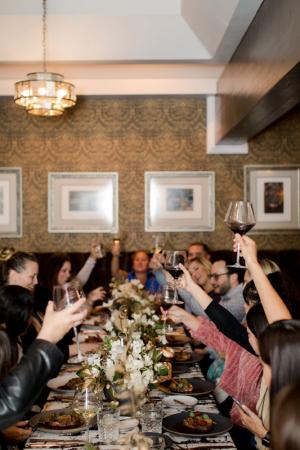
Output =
[
  {"x1": 178, "y1": 264, "x2": 253, "y2": 352},
  {"x1": 234, "y1": 234, "x2": 291, "y2": 323},
  {"x1": 176, "y1": 263, "x2": 212, "y2": 310},
  {"x1": 75, "y1": 243, "x2": 100, "y2": 286}
]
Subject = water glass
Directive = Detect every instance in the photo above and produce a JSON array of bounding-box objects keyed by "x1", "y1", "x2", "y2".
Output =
[
  {"x1": 139, "y1": 403, "x2": 163, "y2": 434},
  {"x1": 98, "y1": 403, "x2": 120, "y2": 443}
]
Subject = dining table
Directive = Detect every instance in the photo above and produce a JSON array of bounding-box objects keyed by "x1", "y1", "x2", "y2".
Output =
[{"x1": 24, "y1": 315, "x2": 237, "y2": 450}]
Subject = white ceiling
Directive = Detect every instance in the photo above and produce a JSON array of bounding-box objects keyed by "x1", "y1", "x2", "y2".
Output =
[{"x1": 0, "y1": 0, "x2": 263, "y2": 96}]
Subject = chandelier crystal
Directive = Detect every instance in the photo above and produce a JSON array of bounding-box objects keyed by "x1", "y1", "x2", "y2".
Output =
[{"x1": 14, "y1": 0, "x2": 76, "y2": 117}]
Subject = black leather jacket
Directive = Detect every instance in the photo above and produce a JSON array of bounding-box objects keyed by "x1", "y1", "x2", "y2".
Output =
[{"x1": 0, "y1": 339, "x2": 63, "y2": 430}]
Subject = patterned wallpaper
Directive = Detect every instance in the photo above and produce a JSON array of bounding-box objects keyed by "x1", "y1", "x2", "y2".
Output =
[{"x1": 0, "y1": 95, "x2": 299, "y2": 252}]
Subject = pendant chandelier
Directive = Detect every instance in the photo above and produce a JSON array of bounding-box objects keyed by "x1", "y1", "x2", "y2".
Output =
[{"x1": 14, "y1": 0, "x2": 76, "y2": 117}]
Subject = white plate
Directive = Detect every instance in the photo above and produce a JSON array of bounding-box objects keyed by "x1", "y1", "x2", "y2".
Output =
[
  {"x1": 162, "y1": 395, "x2": 198, "y2": 408},
  {"x1": 47, "y1": 373, "x2": 79, "y2": 394}
]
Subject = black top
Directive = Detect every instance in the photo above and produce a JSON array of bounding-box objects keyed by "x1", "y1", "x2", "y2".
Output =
[
  {"x1": 0, "y1": 339, "x2": 63, "y2": 430},
  {"x1": 205, "y1": 301, "x2": 256, "y2": 356}
]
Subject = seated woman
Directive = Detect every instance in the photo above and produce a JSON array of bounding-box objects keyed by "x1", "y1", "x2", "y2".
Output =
[
  {"x1": 0, "y1": 286, "x2": 87, "y2": 430},
  {"x1": 0, "y1": 285, "x2": 87, "y2": 447},
  {"x1": 238, "y1": 320, "x2": 300, "y2": 449},
  {"x1": 111, "y1": 242, "x2": 160, "y2": 293},
  {"x1": 271, "y1": 382, "x2": 300, "y2": 450},
  {"x1": 35, "y1": 243, "x2": 106, "y2": 314}
]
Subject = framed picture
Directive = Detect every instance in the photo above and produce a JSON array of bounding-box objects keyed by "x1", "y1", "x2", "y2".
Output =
[
  {"x1": 244, "y1": 165, "x2": 300, "y2": 231},
  {"x1": 145, "y1": 171, "x2": 215, "y2": 232},
  {"x1": 48, "y1": 172, "x2": 118, "y2": 233},
  {"x1": 0, "y1": 168, "x2": 22, "y2": 237}
]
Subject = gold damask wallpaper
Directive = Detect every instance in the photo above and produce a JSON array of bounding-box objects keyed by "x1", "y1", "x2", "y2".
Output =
[{"x1": 0, "y1": 96, "x2": 300, "y2": 252}]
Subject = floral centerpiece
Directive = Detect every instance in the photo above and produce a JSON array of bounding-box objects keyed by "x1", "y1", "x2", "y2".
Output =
[{"x1": 78, "y1": 279, "x2": 172, "y2": 397}]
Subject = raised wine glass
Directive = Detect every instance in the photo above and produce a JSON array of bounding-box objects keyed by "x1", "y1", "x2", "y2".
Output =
[
  {"x1": 53, "y1": 281, "x2": 87, "y2": 363},
  {"x1": 224, "y1": 201, "x2": 256, "y2": 268},
  {"x1": 163, "y1": 250, "x2": 186, "y2": 305}
]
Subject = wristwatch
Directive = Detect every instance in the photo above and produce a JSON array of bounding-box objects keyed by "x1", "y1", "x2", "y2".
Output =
[{"x1": 262, "y1": 431, "x2": 271, "y2": 447}]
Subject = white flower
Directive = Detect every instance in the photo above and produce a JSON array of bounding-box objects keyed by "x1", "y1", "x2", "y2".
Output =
[
  {"x1": 91, "y1": 366, "x2": 100, "y2": 376},
  {"x1": 104, "y1": 320, "x2": 113, "y2": 332},
  {"x1": 87, "y1": 354, "x2": 102, "y2": 366}
]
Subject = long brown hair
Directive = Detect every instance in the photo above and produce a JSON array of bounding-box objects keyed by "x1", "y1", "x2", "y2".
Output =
[
  {"x1": 271, "y1": 383, "x2": 300, "y2": 450},
  {"x1": 259, "y1": 320, "x2": 300, "y2": 403}
]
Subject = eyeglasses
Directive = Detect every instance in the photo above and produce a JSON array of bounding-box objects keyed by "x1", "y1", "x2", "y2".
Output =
[{"x1": 209, "y1": 272, "x2": 229, "y2": 280}]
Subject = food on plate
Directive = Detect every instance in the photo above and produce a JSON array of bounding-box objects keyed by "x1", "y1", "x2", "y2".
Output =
[
  {"x1": 170, "y1": 378, "x2": 193, "y2": 393},
  {"x1": 174, "y1": 350, "x2": 192, "y2": 362},
  {"x1": 183, "y1": 411, "x2": 215, "y2": 432},
  {"x1": 84, "y1": 335, "x2": 102, "y2": 343},
  {"x1": 166, "y1": 333, "x2": 190, "y2": 344},
  {"x1": 161, "y1": 346, "x2": 175, "y2": 359},
  {"x1": 60, "y1": 377, "x2": 83, "y2": 390},
  {"x1": 39, "y1": 413, "x2": 84, "y2": 429}
]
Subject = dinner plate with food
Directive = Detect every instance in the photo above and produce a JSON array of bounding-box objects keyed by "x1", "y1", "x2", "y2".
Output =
[
  {"x1": 173, "y1": 350, "x2": 204, "y2": 365},
  {"x1": 29, "y1": 407, "x2": 95, "y2": 434},
  {"x1": 162, "y1": 410, "x2": 232, "y2": 437},
  {"x1": 160, "y1": 377, "x2": 213, "y2": 396},
  {"x1": 47, "y1": 373, "x2": 83, "y2": 395}
]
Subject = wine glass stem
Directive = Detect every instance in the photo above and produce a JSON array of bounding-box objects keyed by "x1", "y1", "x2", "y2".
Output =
[
  {"x1": 73, "y1": 326, "x2": 83, "y2": 359},
  {"x1": 86, "y1": 423, "x2": 90, "y2": 442},
  {"x1": 173, "y1": 287, "x2": 179, "y2": 303},
  {"x1": 236, "y1": 242, "x2": 241, "y2": 266}
]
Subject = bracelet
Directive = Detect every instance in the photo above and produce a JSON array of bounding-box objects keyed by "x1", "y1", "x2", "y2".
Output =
[{"x1": 262, "y1": 431, "x2": 271, "y2": 447}]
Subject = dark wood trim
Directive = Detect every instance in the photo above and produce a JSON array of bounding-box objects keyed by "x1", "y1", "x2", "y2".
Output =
[{"x1": 215, "y1": 0, "x2": 300, "y2": 143}]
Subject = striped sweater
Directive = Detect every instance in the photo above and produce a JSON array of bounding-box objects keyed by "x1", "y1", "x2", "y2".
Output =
[{"x1": 191, "y1": 316, "x2": 262, "y2": 426}]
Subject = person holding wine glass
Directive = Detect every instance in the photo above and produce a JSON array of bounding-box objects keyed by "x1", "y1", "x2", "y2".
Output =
[
  {"x1": 111, "y1": 245, "x2": 160, "y2": 294},
  {"x1": 224, "y1": 201, "x2": 256, "y2": 268},
  {"x1": 52, "y1": 282, "x2": 87, "y2": 363}
]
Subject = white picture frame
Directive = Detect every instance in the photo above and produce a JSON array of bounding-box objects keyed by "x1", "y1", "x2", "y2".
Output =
[
  {"x1": 48, "y1": 172, "x2": 118, "y2": 233},
  {"x1": 145, "y1": 171, "x2": 215, "y2": 232},
  {"x1": 244, "y1": 165, "x2": 300, "y2": 231},
  {"x1": 0, "y1": 167, "x2": 22, "y2": 237}
]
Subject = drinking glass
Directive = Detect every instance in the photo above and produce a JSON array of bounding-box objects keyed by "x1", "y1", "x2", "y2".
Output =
[
  {"x1": 97, "y1": 403, "x2": 120, "y2": 443},
  {"x1": 139, "y1": 402, "x2": 163, "y2": 434},
  {"x1": 53, "y1": 282, "x2": 87, "y2": 362},
  {"x1": 72, "y1": 388, "x2": 101, "y2": 442},
  {"x1": 156, "y1": 286, "x2": 176, "y2": 337},
  {"x1": 163, "y1": 250, "x2": 186, "y2": 305},
  {"x1": 224, "y1": 201, "x2": 256, "y2": 268},
  {"x1": 151, "y1": 234, "x2": 166, "y2": 254}
]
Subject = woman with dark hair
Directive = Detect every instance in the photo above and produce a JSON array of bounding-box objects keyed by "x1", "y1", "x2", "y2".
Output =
[
  {"x1": 0, "y1": 295, "x2": 87, "y2": 443},
  {"x1": 0, "y1": 285, "x2": 33, "y2": 380},
  {"x1": 166, "y1": 301, "x2": 267, "y2": 427},
  {"x1": 271, "y1": 382, "x2": 300, "y2": 450},
  {"x1": 236, "y1": 320, "x2": 300, "y2": 449},
  {"x1": 259, "y1": 320, "x2": 300, "y2": 402},
  {"x1": 1, "y1": 252, "x2": 38, "y2": 292},
  {"x1": 35, "y1": 245, "x2": 106, "y2": 315}
]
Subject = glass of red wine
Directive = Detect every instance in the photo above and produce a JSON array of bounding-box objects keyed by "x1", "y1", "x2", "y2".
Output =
[
  {"x1": 224, "y1": 201, "x2": 256, "y2": 268},
  {"x1": 163, "y1": 250, "x2": 186, "y2": 305}
]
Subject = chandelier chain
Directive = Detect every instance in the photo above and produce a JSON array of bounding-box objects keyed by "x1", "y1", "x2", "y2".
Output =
[{"x1": 42, "y1": 0, "x2": 47, "y2": 72}]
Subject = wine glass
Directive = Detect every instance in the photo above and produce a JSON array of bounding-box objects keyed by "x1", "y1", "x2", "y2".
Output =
[
  {"x1": 72, "y1": 388, "x2": 101, "y2": 442},
  {"x1": 53, "y1": 281, "x2": 87, "y2": 362},
  {"x1": 224, "y1": 201, "x2": 256, "y2": 268},
  {"x1": 163, "y1": 250, "x2": 186, "y2": 305},
  {"x1": 151, "y1": 234, "x2": 166, "y2": 254}
]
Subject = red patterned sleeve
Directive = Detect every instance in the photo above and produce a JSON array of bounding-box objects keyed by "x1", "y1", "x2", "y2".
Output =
[{"x1": 189, "y1": 316, "x2": 229, "y2": 354}]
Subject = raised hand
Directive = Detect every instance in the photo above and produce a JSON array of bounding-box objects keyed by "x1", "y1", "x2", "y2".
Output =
[{"x1": 233, "y1": 234, "x2": 258, "y2": 266}]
